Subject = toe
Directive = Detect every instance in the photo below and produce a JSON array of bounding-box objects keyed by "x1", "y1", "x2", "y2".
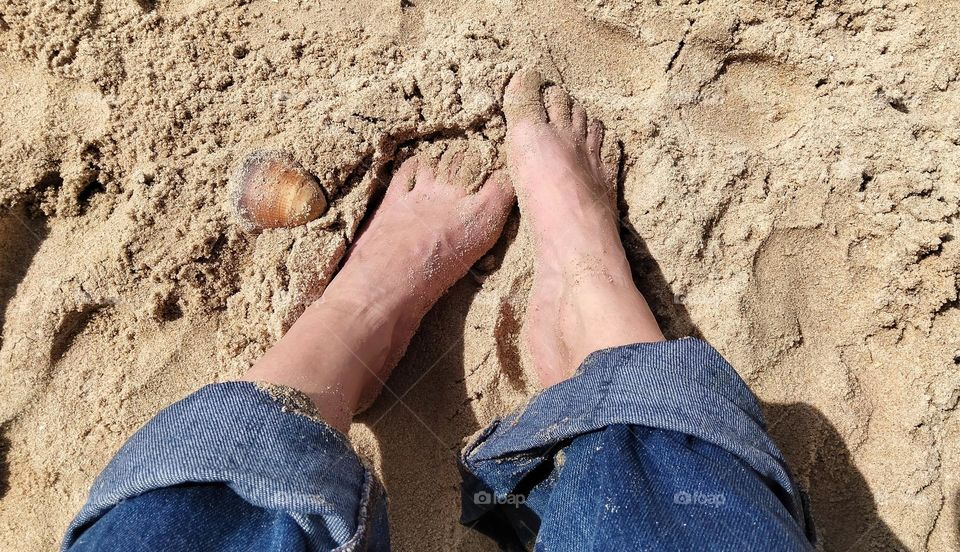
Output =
[
  {"x1": 544, "y1": 86, "x2": 572, "y2": 126},
  {"x1": 469, "y1": 170, "x2": 516, "y2": 233},
  {"x1": 571, "y1": 102, "x2": 587, "y2": 138},
  {"x1": 388, "y1": 156, "x2": 420, "y2": 197},
  {"x1": 600, "y1": 136, "x2": 622, "y2": 185},
  {"x1": 587, "y1": 119, "x2": 605, "y2": 155},
  {"x1": 503, "y1": 68, "x2": 546, "y2": 125},
  {"x1": 449, "y1": 152, "x2": 466, "y2": 182},
  {"x1": 438, "y1": 144, "x2": 467, "y2": 184},
  {"x1": 414, "y1": 156, "x2": 438, "y2": 189}
]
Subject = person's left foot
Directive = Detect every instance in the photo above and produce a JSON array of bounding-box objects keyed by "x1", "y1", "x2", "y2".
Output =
[{"x1": 244, "y1": 148, "x2": 514, "y2": 430}]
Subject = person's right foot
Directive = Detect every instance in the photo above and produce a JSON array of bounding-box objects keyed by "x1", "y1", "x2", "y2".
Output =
[{"x1": 504, "y1": 69, "x2": 665, "y2": 387}]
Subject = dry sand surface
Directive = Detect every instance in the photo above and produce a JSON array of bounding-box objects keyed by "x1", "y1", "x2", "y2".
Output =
[{"x1": 1, "y1": 0, "x2": 959, "y2": 549}]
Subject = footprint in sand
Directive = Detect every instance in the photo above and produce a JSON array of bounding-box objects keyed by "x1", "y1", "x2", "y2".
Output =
[{"x1": 687, "y1": 58, "x2": 816, "y2": 149}]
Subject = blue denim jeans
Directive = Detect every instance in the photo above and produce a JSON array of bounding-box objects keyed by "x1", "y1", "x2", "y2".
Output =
[{"x1": 62, "y1": 338, "x2": 816, "y2": 551}]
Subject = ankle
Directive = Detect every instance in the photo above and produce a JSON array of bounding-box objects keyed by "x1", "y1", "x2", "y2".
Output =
[
  {"x1": 243, "y1": 292, "x2": 400, "y2": 424},
  {"x1": 561, "y1": 281, "x2": 665, "y2": 367},
  {"x1": 320, "y1": 274, "x2": 416, "y2": 332},
  {"x1": 536, "y1": 219, "x2": 626, "y2": 270}
]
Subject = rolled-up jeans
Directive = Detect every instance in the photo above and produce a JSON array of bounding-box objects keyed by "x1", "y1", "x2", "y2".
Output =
[{"x1": 62, "y1": 338, "x2": 816, "y2": 551}]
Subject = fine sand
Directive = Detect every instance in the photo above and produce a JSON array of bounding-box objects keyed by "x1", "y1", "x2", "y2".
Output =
[{"x1": 1, "y1": 1, "x2": 959, "y2": 550}]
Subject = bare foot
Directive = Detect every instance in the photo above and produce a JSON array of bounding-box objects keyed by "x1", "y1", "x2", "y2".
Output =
[
  {"x1": 504, "y1": 68, "x2": 665, "y2": 387},
  {"x1": 244, "y1": 149, "x2": 514, "y2": 432}
]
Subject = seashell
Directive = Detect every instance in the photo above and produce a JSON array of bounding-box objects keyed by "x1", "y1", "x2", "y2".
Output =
[{"x1": 231, "y1": 150, "x2": 328, "y2": 230}]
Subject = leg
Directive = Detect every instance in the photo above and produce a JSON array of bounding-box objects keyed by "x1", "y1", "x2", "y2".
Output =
[
  {"x1": 64, "y1": 152, "x2": 514, "y2": 551},
  {"x1": 458, "y1": 70, "x2": 815, "y2": 550},
  {"x1": 243, "y1": 150, "x2": 514, "y2": 432},
  {"x1": 503, "y1": 69, "x2": 665, "y2": 387}
]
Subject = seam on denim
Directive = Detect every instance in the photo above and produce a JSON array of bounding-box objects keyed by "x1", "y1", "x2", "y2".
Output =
[
  {"x1": 589, "y1": 351, "x2": 617, "y2": 429},
  {"x1": 333, "y1": 460, "x2": 377, "y2": 552},
  {"x1": 461, "y1": 420, "x2": 501, "y2": 470}
]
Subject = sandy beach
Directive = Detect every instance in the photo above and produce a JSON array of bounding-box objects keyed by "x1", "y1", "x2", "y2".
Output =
[{"x1": 1, "y1": 0, "x2": 958, "y2": 549}]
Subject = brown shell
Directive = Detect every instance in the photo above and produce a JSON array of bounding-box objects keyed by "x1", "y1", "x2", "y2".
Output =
[{"x1": 231, "y1": 151, "x2": 328, "y2": 230}]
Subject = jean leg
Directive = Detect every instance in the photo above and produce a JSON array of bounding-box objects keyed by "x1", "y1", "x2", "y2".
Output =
[
  {"x1": 529, "y1": 425, "x2": 809, "y2": 550},
  {"x1": 63, "y1": 382, "x2": 389, "y2": 552},
  {"x1": 459, "y1": 338, "x2": 815, "y2": 551}
]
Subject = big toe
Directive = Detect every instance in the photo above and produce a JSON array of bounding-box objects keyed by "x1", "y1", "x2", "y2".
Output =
[{"x1": 504, "y1": 68, "x2": 546, "y2": 126}]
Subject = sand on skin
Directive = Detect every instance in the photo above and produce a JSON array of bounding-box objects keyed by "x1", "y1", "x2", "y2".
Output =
[{"x1": 0, "y1": 0, "x2": 958, "y2": 550}]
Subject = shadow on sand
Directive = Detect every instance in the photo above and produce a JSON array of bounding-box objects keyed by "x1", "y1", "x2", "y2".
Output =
[
  {"x1": 0, "y1": 424, "x2": 9, "y2": 499},
  {"x1": 0, "y1": 208, "x2": 48, "y2": 501},
  {"x1": 0, "y1": 206, "x2": 49, "y2": 337},
  {"x1": 619, "y1": 195, "x2": 904, "y2": 550},
  {"x1": 359, "y1": 264, "x2": 498, "y2": 550},
  {"x1": 764, "y1": 402, "x2": 906, "y2": 551}
]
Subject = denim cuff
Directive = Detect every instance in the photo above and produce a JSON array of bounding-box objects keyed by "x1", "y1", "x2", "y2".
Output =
[
  {"x1": 62, "y1": 381, "x2": 382, "y2": 551},
  {"x1": 460, "y1": 338, "x2": 813, "y2": 539}
]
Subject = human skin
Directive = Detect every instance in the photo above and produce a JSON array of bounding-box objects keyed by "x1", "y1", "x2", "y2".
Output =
[{"x1": 243, "y1": 68, "x2": 665, "y2": 431}]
